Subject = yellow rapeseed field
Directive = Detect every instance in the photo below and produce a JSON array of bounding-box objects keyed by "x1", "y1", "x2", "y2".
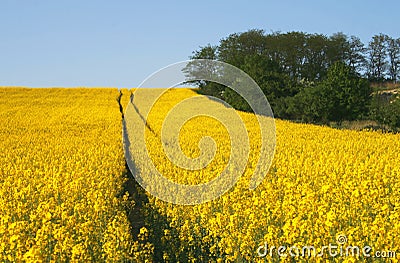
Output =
[
  {"x1": 0, "y1": 88, "x2": 149, "y2": 262},
  {"x1": 1, "y1": 87, "x2": 399, "y2": 262},
  {"x1": 126, "y1": 88, "x2": 400, "y2": 262}
]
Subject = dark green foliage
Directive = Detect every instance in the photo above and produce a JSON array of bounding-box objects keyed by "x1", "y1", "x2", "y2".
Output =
[
  {"x1": 367, "y1": 34, "x2": 388, "y2": 81},
  {"x1": 221, "y1": 54, "x2": 298, "y2": 112},
  {"x1": 370, "y1": 94, "x2": 400, "y2": 131},
  {"x1": 187, "y1": 29, "x2": 399, "y2": 129},
  {"x1": 322, "y1": 62, "x2": 371, "y2": 121},
  {"x1": 285, "y1": 62, "x2": 371, "y2": 123}
]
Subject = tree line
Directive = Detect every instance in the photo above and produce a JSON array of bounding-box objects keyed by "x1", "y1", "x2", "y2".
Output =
[{"x1": 187, "y1": 30, "x2": 400, "y2": 130}]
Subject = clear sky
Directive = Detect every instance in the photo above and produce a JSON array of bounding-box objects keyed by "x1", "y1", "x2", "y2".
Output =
[{"x1": 1, "y1": 0, "x2": 399, "y2": 87}]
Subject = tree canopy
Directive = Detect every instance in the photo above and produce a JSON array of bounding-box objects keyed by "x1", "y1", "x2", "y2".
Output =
[{"x1": 186, "y1": 30, "x2": 399, "y2": 128}]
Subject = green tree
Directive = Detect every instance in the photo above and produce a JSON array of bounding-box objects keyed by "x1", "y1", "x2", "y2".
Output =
[
  {"x1": 347, "y1": 35, "x2": 367, "y2": 73},
  {"x1": 323, "y1": 62, "x2": 371, "y2": 121},
  {"x1": 367, "y1": 34, "x2": 388, "y2": 81},
  {"x1": 386, "y1": 36, "x2": 400, "y2": 82},
  {"x1": 186, "y1": 29, "x2": 386, "y2": 125},
  {"x1": 328, "y1": 32, "x2": 350, "y2": 64},
  {"x1": 218, "y1": 29, "x2": 267, "y2": 67},
  {"x1": 288, "y1": 62, "x2": 371, "y2": 122},
  {"x1": 302, "y1": 34, "x2": 330, "y2": 80},
  {"x1": 185, "y1": 44, "x2": 225, "y2": 98},
  {"x1": 370, "y1": 94, "x2": 400, "y2": 131},
  {"x1": 285, "y1": 83, "x2": 331, "y2": 123},
  {"x1": 190, "y1": 44, "x2": 218, "y2": 60},
  {"x1": 268, "y1": 31, "x2": 307, "y2": 79},
  {"x1": 222, "y1": 54, "x2": 296, "y2": 113}
]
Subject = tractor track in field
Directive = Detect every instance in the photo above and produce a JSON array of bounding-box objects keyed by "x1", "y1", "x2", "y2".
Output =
[
  {"x1": 117, "y1": 90, "x2": 175, "y2": 262},
  {"x1": 117, "y1": 90, "x2": 148, "y2": 239}
]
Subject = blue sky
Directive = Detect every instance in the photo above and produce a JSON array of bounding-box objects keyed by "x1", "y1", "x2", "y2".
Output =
[{"x1": 1, "y1": 0, "x2": 399, "y2": 87}]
